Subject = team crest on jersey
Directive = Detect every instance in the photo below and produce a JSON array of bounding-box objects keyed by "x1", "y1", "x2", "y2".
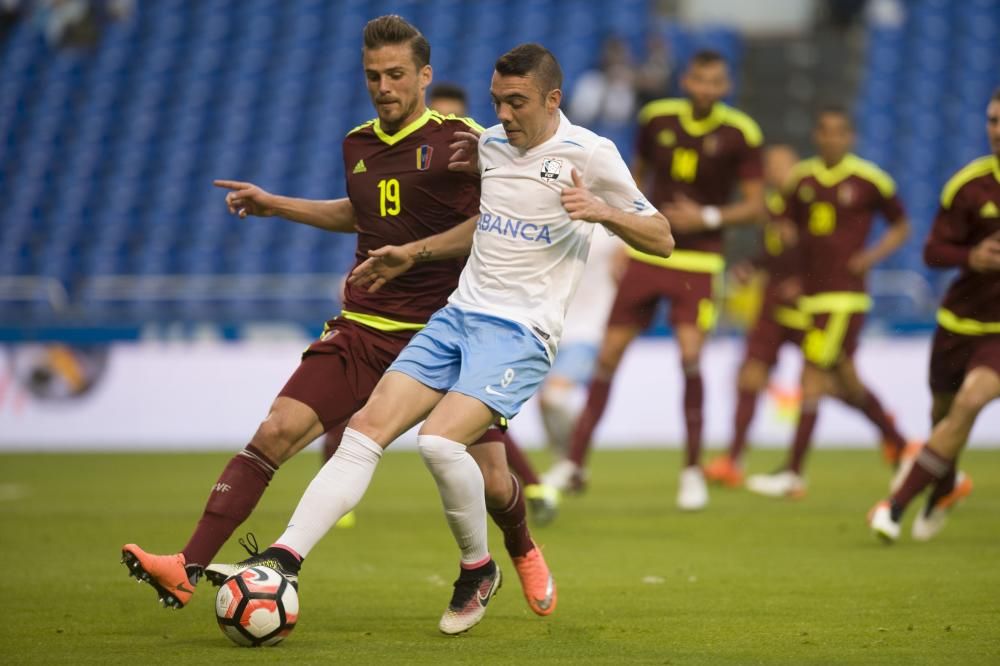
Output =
[
  {"x1": 416, "y1": 145, "x2": 433, "y2": 171},
  {"x1": 657, "y1": 129, "x2": 676, "y2": 146},
  {"x1": 703, "y1": 135, "x2": 719, "y2": 156},
  {"x1": 838, "y1": 183, "x2": 854, "y2": 206},
  {"x1": 799, "y1": 185, "x2": 815, "y2": 203},
  {"x1": 980, "y1": 201, "x2": 999, "y2": 218},
  {"x1": 540, "y1": 157, "x2": 563, "y2": 181}
]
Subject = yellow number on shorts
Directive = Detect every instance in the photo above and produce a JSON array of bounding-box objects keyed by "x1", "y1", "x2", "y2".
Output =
[
  {"x1": 808, "y1": 202, "x2": 836, "y2": 236},
  {"x1": 671, "y1": 147, "x2": 699, "y2": 183},
  {"x1": 378, "y1": 178, "x2": 401, "y2": 217}
]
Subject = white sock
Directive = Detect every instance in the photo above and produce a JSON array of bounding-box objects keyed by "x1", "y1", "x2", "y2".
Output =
[
  {"x1": 541, "y1": 384, "x2": 586, "y2": 455},
  {"x1": 274, "y1": 427, "x2": 382, "y2": 558},
  {"x1": 418, "y1": 434, "x2": 489, "y2": 566}
]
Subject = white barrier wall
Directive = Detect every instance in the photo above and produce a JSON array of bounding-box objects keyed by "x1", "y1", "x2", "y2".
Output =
[{"x1": 1, "y1": 337, "x2": 998, "y2": 451}]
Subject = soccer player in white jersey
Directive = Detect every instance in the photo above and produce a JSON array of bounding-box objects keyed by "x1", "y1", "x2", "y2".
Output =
[{"x1": 209, "y1": 43, "x2": 673, "y2": 635}]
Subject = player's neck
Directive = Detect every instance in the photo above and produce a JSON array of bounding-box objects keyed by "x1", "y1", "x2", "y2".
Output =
[
  {"x1": 380, "y1": 103, "x2": 428, "y2": 135},
  {"x1": 690, "y1": 101, "x2": 716, "y2": 119},
  {"x1": 523, "y1": 111, "x2": 562, "y2": 151},
  {"x1": 819, "y1": 153, "x2": 848, "y2": 169}
]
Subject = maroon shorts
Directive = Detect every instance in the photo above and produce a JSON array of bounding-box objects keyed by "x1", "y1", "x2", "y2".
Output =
[
  {"x1": 801, "y1": 310, "x2": 866, "y2": 369},
  {"x1": 607, "y1": 258, "x2": 717, "y2": 331},
  {"x1": 279, "y1": 317, "x2": 509, "y2": 443},
  {"x1": 928, "y1": 327, "x2": 1000, "y2": 394},
  {"x1": 744, "y1": 306, "x2": 807, "y2": 367}
]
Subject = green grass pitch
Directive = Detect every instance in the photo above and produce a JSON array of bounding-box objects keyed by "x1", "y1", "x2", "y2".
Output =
[{"x1": 2, "y1": 448, "x2": 999, "y2": 664}]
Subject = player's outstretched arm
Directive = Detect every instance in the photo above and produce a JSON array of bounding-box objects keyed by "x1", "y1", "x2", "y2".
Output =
[
  {"x1": 348, "y1": 215, "x2": 480, "y2": 292},
  {"x1": 561, "y1": 169, "x2": 674, "y2": 257},
  {"x1": 848, "y1": 216, "x2": 912, "y2": 275},
  {"x1": 213, "y1": 180, "x2": 357, "y2": 233}
]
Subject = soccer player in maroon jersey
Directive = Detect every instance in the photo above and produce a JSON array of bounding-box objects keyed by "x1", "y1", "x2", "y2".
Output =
[
  {"x1": 321, "y1": 80, "x2": 559, "y2": 526},
  {"x1": 121, "y1": 15, "x2": 553, "y2": 615},
  {"x1": 544, "y1": 50, "x2": 765, "y2": 510},
  {"x1": 869, "y1": 90, "x2": 1000, "y2": 542},
  {"x1": 746, "y1": 106, "x2": 912, "y2": 499},
  {"x1": 704, "y1": 145, "x2": 806, "y2": 487}
]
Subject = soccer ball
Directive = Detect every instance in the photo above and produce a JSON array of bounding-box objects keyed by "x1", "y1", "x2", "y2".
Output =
[{"x1": 215, "y1": 566, "x2": 299, "y2": 647}]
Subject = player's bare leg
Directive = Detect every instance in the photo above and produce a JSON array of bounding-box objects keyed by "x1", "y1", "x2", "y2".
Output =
[
  {"x1": 122, "y1": 396, "x2": 324, "y2": 608},
  {"x1": 546, "y1": 324, "x2": 640, "y2": 492},
  {"x1": 675, "y1": 322, "x2": 709, "y2": 510},
  {"x1": 870, "y1": 367, "x2": 997, "y2": 542},
  {"x1": 830, "y1": 357, "x2": 909, "y2": 465},
  {"x1": 747, "y1": 364, "x2": 827, "y2": 498},
  {"x1": 477, "y1": 429, "x2": 559, "y2": 526},
  {"x1": 420, "y1": 393, "x2": 508, "y2": 634},
  {"x1": 707, "y1": 357, "x2": 769, "y2": 487},
  {"x1": 539, "y1": 375, "x2": 581, "y2": 456},
  {"x1": 468, "y1": 436, "x2": 555, "y2": 616}
]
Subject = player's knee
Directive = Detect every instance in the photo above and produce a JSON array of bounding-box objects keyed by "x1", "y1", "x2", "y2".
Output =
[
  {"x1": 417, "y1": 433, "x2": 466, "y2": 466},
  {"x1": 951, "y1": 387, "x2": 991, "y2": 421},
  {"x1": 738, "y1": 361, "x2": 767, "y2": 391},
  {"x1": 481, "y1": 468, "x2": 514, "y2": 508},
  {"x1": 251, "y1": 417, "x2": 295, "y2": 462}
]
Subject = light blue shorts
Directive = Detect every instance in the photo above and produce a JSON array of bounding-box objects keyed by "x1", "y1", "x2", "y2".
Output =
[
  {"x1": 387, "y1": 306, "x2": 551, "y2": 419},
  {"x1": 550, "y1": 342, "x2": 598, "y2": 385}
]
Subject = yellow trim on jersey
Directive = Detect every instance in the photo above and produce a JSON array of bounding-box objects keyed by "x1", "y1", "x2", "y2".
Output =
[
  {"x1": 788, "y1": 154, "x2": 896, "y2": 198},
  {"x1": 803, "y1": 310, "x2": 852, "y2": 368},
  {"x1": 798, "y1": 291, "x2": 872, "y2": 314},
  {"x1": 429, "y1": 110, "x2": 486, "y2": 133},
  {"x1": 765, "y1": 190, "x2": 786, "y2": 215},
  {"x1": 637, "y1": 98, "x2": 762, "y2": 147},
  {"x1": 372, "y1": 108, "x2": 434, "y2": 146},
  {"x1": 940, "y1": 155, "x2": 1000, "y2": 209},
  {"x1": 340, "y1": 309, "x2": 426, "y2": 332},
  {"x1": 347, "y1": 119, "x2": 376, "y2": 137},
  {"x1": 627, "y1": 247, "x2": 725, "y2": 274},
  {"x1": 774, "y1": 306, "x2": 811, "y2": 330},
  {"x1": 937, "y1": 308, "x2": 1000, "y2": 336},
  {"x1": 697, "y1": 298, "x2": 718, "y2": 332}
]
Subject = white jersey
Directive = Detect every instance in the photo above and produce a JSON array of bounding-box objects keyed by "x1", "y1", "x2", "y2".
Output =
[
  {"x1": 561, "y1": 228, "x2": 624, "y2": 345},
  {"x1": 448, "y1": 110, "x2": 656, "y2": 358}
]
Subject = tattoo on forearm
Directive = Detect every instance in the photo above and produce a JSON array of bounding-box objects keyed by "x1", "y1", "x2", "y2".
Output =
[{"x1": 415, "y1": 246, "x2": 432, "y2": 262}]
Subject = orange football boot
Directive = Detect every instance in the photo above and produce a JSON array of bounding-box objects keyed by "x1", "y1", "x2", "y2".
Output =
[
  {"x1": 512, "y1": 543, "x2": 557, "y2": 616},
  {"x1": 121, "y1": 544, "x2": 195, "y2": 609},
  {"x1": 704, "y1": 455, "x2": 745, "y2": 488}
]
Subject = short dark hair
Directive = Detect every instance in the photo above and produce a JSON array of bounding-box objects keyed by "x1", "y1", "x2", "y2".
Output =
[
  {"x1": 815, "y1": 104, "x2": 853, "y2": 128},
  {"x1": 494, "y1": 43, "x2": 563, "y2": 94},
  {"x1": 689, "y1": 49, "x2": 726, "y2": 68},
  {"x1": 362, "y1": 15, "x2": 430, "y2": 68},
  {"x1": 429, "y1": 82, "x2": 467, "y2": 105}
]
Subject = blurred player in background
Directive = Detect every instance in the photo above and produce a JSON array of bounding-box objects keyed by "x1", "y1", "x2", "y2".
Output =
[
  {"x1": 427, "y1": 81, "x2": 469, "y2": 117},
  {"x1": 746, "y1": 106, "x2": 911, "y2": 499},
  {"x1": 703, "y1": 144, "x2": 805, "y2": 487},
  {"x1": 121, "y1": 15, "x2": 548, "y2": 616},
  {"x1": 869, "y1": 90, "x2": 1000, "y2": 542},
  {"x1": 545, "y1": 50, "x2": 765, "y2": 510},
  {"x1": 209, "y1": 43, "x2": 672, "y2": 635}
]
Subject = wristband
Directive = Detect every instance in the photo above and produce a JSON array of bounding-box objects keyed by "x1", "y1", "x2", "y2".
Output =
[{"x1": 702, "y1": 206, "x2": 722, "y2": 229}]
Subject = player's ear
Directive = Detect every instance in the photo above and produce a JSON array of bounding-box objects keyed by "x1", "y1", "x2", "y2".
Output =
[
  {"x1": 419, "y1": 64, "x2": 433, "y2": 88},
  {"x1": 546, "y1": 88, "x2": 562, "y2": 114}
]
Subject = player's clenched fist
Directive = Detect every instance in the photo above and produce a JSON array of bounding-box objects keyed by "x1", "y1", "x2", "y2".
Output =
[
  {"x1": 560, "y1": 169, "x2": 608, "y2": 222},
  {"x1": 214, "y1": 180, "x2": 277, "y2": 218}
]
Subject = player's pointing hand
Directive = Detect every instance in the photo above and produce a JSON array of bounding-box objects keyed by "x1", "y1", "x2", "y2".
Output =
[
  {"x1": 213, "y1": 180, "x2": 277, "y2": 218},
  {"x1": 560, "y1": 169, "x2": 607, "y2": 222},
  {"x1": 348, "y1": 245, "x2": 416, "y2": 293}
]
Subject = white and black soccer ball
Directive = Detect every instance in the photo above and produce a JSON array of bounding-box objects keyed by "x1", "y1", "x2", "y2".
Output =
[{"x1": 215, "y1": 566, "x2": 299, "y2": 647}]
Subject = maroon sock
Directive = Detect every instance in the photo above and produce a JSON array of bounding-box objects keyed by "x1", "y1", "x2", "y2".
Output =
[
  {"x1": 683, "y1": 371, "x2": 704, "y2": 468},
  {"x1": 321, "y1": 420, "x2": 348, "y2": 464},
  {"x1": 927, "y1": 463, "x2": 958, "y2": 508},
  {"x1": 500, "y1": 431, "x2": 540, "y2": 485},
  {"x1": 891, "y1": 447, "x2": 951, "y2": 517},
  {"x1": 851, "y1": 388, "x2": 905, "y2": 450},
  {"x1": 786, "y1": 405, "x2": 819, "y2": 474},
  {"x1": 181, "y1": 444, "x2": 278, "y2": 568},
  {"x1": 567, "y1": 377, "x2": 612, "y2": 467},
  {"x1": 487, "y1": 475, "x2": 533, "y2": 558},
  {"x1": 729, "y1": 389, "x2": 757, "y2": 463}
]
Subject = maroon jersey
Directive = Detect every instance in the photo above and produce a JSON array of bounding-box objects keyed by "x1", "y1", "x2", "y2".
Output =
[
  {"x1": 342, "y1": 109, "x2": 481, "y2": 324},
  {"x1": 634, "y1": 98, "x2": 763, "y2": 254},
  {"x1": 759, "y1": 190, "x2": 802, "y2": 284},
  {"x1": 784, "y1": 154, "x2": 906, "y2": 295},
  {"x1": 925, "y1": 154, "x2": 1000, "y2": 326}
]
